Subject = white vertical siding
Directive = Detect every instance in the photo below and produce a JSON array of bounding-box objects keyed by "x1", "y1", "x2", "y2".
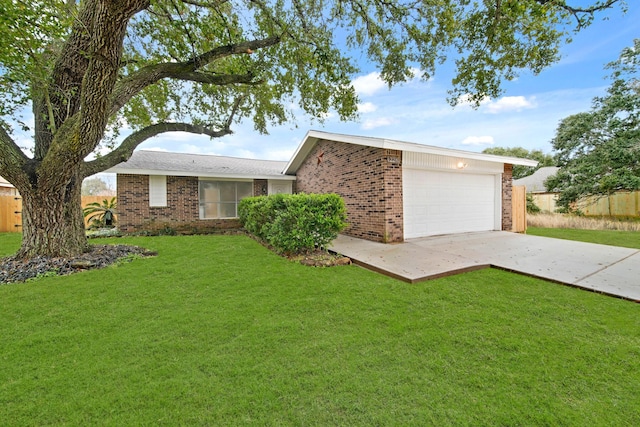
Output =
[{"x1": 403, "y1": 151, "x2": 504, "y2": 174}]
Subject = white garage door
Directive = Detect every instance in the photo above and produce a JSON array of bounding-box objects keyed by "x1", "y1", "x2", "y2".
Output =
[{"x1": 403, "y1": 169, "x2": 498, "y2": 238}]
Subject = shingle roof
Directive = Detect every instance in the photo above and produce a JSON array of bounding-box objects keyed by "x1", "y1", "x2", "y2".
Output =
[
  {"x1": 513, "y1": 166, "x2": 560, "y2": 193},
  {"x1": 107, "y1": 150, "x2": 293, "y2": 180}
]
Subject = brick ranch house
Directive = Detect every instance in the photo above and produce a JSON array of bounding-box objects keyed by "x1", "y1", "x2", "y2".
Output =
[{"x1": 108, "y1": 130, "x2": 538, "y2": 241}]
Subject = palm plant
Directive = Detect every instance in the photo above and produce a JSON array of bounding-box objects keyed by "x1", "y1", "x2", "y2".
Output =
[{"x1": 83, "y1": 197, "x2": 117, "y2": 229}]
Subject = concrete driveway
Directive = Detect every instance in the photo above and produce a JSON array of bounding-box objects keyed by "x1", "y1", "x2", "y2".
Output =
[{"x1": 330, "y1": 231, "x2": 640, "y2": 302}]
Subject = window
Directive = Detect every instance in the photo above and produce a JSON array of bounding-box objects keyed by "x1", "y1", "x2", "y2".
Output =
[
  {"x1": 199, "y1": 180, "x2": 253, "y2": 219},
  {"x1": 149, "y1": 175, "x2": 167, "y2": 207}
]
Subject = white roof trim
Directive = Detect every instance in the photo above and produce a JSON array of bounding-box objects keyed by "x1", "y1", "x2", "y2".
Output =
[
  {"x1": 284, "y1": 130, "x2": 539, "y2": 174},
  {"x1": 110, "y1": 167, "x2": 295, "y2": 181}
]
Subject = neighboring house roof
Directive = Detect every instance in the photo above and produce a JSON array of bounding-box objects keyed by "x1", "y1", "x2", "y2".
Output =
[
  {"x1": 0, "y1": 175, "x2": 15, "y2": 188},
  {"x1": 284, "y1": 130, "x2": 539, "y2": 174},
  {"x1": 513, "y1": 166, "x2": 560, "y2": 193},
  {"x1": 107, "y1": 150, "x2": 295, "y2": 180}
]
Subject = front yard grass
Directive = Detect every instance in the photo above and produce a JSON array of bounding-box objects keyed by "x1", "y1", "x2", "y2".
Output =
[
  {"x1": 528, "y1": 227, "x2": 640, "y2": 250},
  {"x1": 1, "y1": 233, "x2": 639, "y2": 426}
]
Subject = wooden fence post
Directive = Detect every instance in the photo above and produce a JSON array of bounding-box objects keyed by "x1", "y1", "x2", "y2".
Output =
[
  {"x1": 0, "y1": 195, "x2": 22, "y2": 233},
  {"x1": 512, "y1": 186, "x2": 527, "y2": 233}
]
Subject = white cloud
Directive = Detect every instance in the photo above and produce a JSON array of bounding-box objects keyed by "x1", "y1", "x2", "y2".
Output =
[
  {"x1": 352, "y1": 68, "x2": 426, "y2": 98},
  {"x1": 485, "y1": 96, "x2": 536, "y2": 114},
  {"x1": 361, "y1": 117, "x2": 395, "y2": 130},
  {"x1": 352, "y1": 72, "x2": 387, "y2": 97},
  {"x1": 461, "y1": 136, "x2": 494, "y2": 146},
  {"x1": 455, "y1": 94, "x2": 536, "y2": 114},
  {"x1": 260, "y1": 149, "x2": 295, "y2": 161},
  {"x1": 407, "y1": 67, "x2": 424, "y2": 82},
  {"x1": 357, "y1": 102, "x2": 378, "y2": 113}
]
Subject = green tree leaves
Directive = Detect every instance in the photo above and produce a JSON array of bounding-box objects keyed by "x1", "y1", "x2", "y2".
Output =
[
  {"x1": 546, "y1": 39, "x2": 640, "y2": 211},
  {"x1": 482, "y1": 146, "x2": 555, "y2": 180}
]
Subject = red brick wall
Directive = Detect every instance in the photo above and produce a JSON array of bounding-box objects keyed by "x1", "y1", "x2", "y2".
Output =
[
  {"x1": 294, "y1": 140, "x2": 404, "y2": 243},
  {"x1": 501, "y1": 164, "x2": 513, "y2": 231},
  {"x1": 117, "y1": 174, "x2": 241, "y2": 234},
  {"x1": 254, "y1": 179, "x2": 268, "y2": 196}
]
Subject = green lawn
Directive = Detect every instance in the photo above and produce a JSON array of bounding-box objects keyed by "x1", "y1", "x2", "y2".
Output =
[
  {"x1": 1, "y1": 232, "x2": 639, "y2": 426},
  {"x1": 528, "y1": 227, "x2": 640, "y2": 250}
]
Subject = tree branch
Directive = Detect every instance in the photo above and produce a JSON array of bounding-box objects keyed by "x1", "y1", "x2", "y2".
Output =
[
  {"x1": 535, "y1": 0, "x2": 621, "y2": 29},
  {"x1": 0, "y1": 125, "x2": 32, "y2": 190},
  {"x1": 0, "y1": 126, "x2": 29, "y2": 165},
  {"x1": 535, "y1": 0, "x2": 619, "y2": 13},
  {"x1": 33, "y1": 1, "x2": 98, "y2": 159},
  {"x1": 109, "y1": 36, "x2": 279, "y2": 116},
  {"x1": 81, "y1": 122, "x2": 233, "y2": 176},
  {"x1": 181, "y1": 0, "x2": 230, "y2": 7},
  {"x1": 168, "y1": 71, "x2": 263, "y2": 85}
]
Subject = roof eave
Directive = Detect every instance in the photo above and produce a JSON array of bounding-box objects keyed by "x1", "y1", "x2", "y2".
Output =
[
  {"x1": 106, "y1": 167, "x2": 296, "y2": 181},
  {"x1": 284, "y1": 130, "x2": 539, "y2": 173}
]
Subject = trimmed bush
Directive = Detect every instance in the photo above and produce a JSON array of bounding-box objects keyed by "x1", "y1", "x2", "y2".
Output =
[{"x1": 239, "y1": 193, "x2": 347, "y2": 254}]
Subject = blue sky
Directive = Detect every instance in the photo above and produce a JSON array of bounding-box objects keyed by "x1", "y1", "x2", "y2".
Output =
[{"x1": 130, "y1": 2, "x2": 638, "y2": 164}]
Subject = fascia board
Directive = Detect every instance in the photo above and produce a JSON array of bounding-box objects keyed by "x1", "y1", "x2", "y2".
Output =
[
  {"x1": 106, "y1": 167, "x2": 295, "y2": 181},
  {"x1": 284, "y1": 130, "x2": 538, "y2": 172}
]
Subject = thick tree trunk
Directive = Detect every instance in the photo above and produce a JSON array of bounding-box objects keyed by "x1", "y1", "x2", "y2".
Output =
[{"x1": 17, "y1": 170, "x2": 88, "y2": 259}]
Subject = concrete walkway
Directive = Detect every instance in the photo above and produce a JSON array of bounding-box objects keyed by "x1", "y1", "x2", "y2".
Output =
[{"x1": 330, "y1": 231, "x2": 640, "y2": 302}]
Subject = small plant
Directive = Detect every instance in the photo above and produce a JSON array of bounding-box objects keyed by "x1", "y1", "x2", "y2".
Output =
[
  {"x1": 158, "y1": 225, "x2": 177, "y2": 236},
  {"x1": 83, "y1": 197, "x2": 117, "y2": 229},
  {"x1": 27, "y1": 268, "x2": 60, "y2": 282}
]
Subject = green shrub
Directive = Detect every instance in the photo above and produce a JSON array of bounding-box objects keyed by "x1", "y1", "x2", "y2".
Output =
[{"x1": 239, "y1": 193, "x2": 347, "y2": 254}]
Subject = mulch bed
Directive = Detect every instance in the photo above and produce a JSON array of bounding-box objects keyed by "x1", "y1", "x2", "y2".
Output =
[
  {"x1": 0, "y1": 245, "x2": 156, "y2": 284},
  {"x1": 290, "y1": 251, "x2": 352, "y2": 267}
]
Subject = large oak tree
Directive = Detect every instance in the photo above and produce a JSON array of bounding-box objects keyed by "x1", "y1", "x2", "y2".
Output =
[
  {"x1": 0, "y1": 0, "x2": 623, "y2": 258},
  {"x1": 546, "y1": 38, "x2": 640, "y2": 212}
]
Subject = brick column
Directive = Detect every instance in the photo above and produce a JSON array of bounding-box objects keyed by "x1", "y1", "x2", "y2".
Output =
[{"x1": 253, "y1": 179, "x2": 268, "y2": 196}]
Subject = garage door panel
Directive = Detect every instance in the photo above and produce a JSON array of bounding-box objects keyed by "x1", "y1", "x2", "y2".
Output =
[{"x1": 403, "y1": 169, "x2": 497, "y2": 238}]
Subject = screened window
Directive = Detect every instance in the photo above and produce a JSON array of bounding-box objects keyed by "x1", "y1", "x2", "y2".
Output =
[{"x1": 199, "y1": 180, "x2": 253, "y2": 219}]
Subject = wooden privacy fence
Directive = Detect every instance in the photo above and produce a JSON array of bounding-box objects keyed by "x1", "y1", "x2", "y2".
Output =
[
  {"x1": 530, "y1": 193, "x2": 558, "y2": 213},
  {"x1": 0, "y1": 196, "x2": 116, "y2": 233},
  {"x1": 0, "y1": 195, "x2": 22, "y2": 233},
  {"x1": 531, "y1": 191, "x2": 640, "y2": 217},
  {"x1": 579, "y1": 191, "x2": 640, "y2": 217},
  {"x1": 512, "y1": 185, "x2": 527, "y2": 233}
]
